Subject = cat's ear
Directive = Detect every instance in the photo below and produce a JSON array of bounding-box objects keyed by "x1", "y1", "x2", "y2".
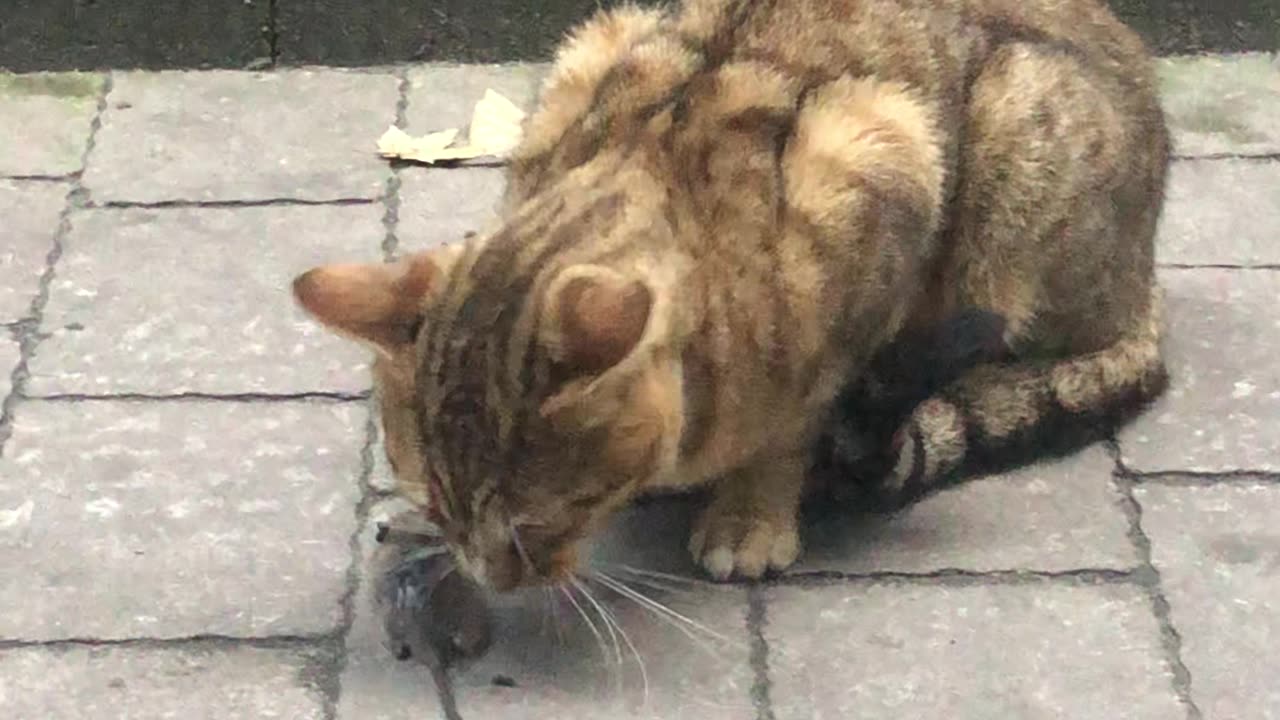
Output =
[
  {"x1": 292, "y1": 252, "x2": 440, "y2": 355},
  {"x1": 542, "y1": 265, "x2": 653, "y2": 375}
]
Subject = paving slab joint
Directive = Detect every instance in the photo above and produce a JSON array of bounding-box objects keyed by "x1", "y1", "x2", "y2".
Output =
[
  {"x1": 87, "y1": 197, "x2": 380, "y2": 211},
  {"x1": 0, "y1": 633, "x2": 328, "y2": 652},
  {"x1": 0, "y1": 74, "x2": 110, "y2": 458},
  {"x1": 0, "y1": 173, "x2": 78, "y2": 183},
  {"x1": 771, "y1": 567, "x2": 1139, "y2": 588},
  {"x1": 746, "y1": 585, "x2": 776, "y2": 720},
  {"x1": 317, "y1": 404, "x2": 383, "y2": 719},
  {"x1": 380, "y1": 70, "x2": 412, "y2": 261},
  {"x1": 1158, "y1": 263, "x2": 1280, "y2": 271},
  {"x1": 1172, "y1": 152, "x2": 1280, "y2": 162},
  {"x1": 26, "y1": 391, "x2": 370, "y2": 404},
  {"x1": 1132, "y1": 470, "x2": 1280, "y2": 486},
  {"x1": 1106, "y1": 439, "x2": 1205, "y2": 720}
]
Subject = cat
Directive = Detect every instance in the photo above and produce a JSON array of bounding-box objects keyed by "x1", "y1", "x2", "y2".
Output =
[{"x1": 293, "y1": 0, "x2": 1169, "y2": 589}]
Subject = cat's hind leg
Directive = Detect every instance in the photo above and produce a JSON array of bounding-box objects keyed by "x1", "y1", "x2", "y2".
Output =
[
  {"x1": 868, "y1": 282, "x2": 1166, "y2": 511},
  {"x1": 862, "y1": 42, "x2": 1169, "y2": 509}
]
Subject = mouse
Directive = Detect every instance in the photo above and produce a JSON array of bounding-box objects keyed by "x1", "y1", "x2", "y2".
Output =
[{"x1": 372, "y1": 513, "x2": 494, "y2": 720}]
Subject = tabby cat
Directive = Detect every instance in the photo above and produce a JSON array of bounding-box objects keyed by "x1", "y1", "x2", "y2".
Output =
[{"x1": 294, "y1": 0, "x2": 1169, "y2": 589}]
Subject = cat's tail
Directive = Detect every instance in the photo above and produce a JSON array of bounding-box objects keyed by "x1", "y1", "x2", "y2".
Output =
[{"x1": 847, "y1": 288, "x2": 1168, "y2": 512}]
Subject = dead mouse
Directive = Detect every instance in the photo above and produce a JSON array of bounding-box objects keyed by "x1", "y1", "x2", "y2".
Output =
[{"x1": 372, "y1": 514, "x2": 493, "y2": 720}]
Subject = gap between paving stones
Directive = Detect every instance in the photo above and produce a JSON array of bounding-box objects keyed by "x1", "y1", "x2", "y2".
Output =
[
  {"x1": 316, "y1": 403, "x2": 382, "y2": 720},
  {"x1": 768, "y1": 567, "x2": 1139, "y2": 588},
  {"x1": 1159, "y1": 263, "x2": 1280, "y2": 270},
  {"x1": 746, "y1": 586, "x2": 776, "y2": 720},
  {"x1": 26, "y1": 391, "x2": 370, "y2": 403},
  {"x1": 380, "y1": 70, "x2": 411, "y2": 261},
  {"x1": 0, "y1": 76, "x2": 109, "y2": 459},
  {"x1": 1172, "y1": 152, "x2": 1280, "y2": 162},
  {"x1": 88, "y1": 197, "x2": 381, "y2": 210},
  {"x1": 0, "y1": 174, "x2": 77, "y2": 183},
  {"x1": 1130, "y1": 471, "x2": 1280, "y2": 485},
  {"x1": 1107, "y1": 440, "x2": 1205, "y2": 720},
  {"x1": 0, "y1": 633, "x2": 328, "y2": 653}
]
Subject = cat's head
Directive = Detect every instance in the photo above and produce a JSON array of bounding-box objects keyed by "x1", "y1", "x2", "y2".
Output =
[{"x1": 293, "y1": 184, "x2": 685, "y2": 592}]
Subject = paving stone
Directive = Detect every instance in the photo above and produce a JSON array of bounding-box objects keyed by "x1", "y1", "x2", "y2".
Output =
[
  {"x1": 0, "y1": 73, "x2": 101, "y2": 176},
  {"x1": 367, "y1": 417, "x2": 399, "y2": 495},
  {"x1": 83, "y1": 71, "x2": 398, "y2": 203},
  {"x1": 0, "y1": 401, "x2": 365, "y2": 641},
  {"x1": 404, "y1": 64, "x2": 547, "y2": 134},
  {"x1": 0, "y1": 645, "x2": 325, "y2": 719},
  {"x1": 765, "y1": 582, "x2": 1182, "y2": 720},
  {"x1": 0, "y1": 336, "x2": 17, "y2": 406},
  {"x1": 1120, "y1": 270, "x2": 1280, "y2": 473},
  {"x1": 1157, "y1": 53, "x2": 1280, "y2": 157},
  {"x1": 796, "y1": 446, "x2": 1136, "y2": 574},
  {"x1": 1158, "y1": 159, "x2": 1280, "y2": 267},
  {"x1": 396, "y1": 167, "x2": 507, "y2": 255},
  {"x1": 28, "y1": 205, "x2": 381, "y2": 396},
  {"x1": 0, "y1": 180, "x2": 64, "y2": 323},
  {"x1": 1136, "y1": 483, "x2": 1280, "y2": 719},
  {"x1": 339, "y1": 498, "x2": 753, "y2": 720}
]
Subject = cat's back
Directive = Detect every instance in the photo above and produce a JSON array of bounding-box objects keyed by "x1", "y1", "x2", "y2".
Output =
[{"x1": 690, "y1": 0, "x2": 1160, "y2": 103}]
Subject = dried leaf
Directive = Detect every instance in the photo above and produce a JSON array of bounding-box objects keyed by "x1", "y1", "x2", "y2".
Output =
[
  {"x1": 374, "y1": 89, "x2": 527, "y2": 165},
  {"x1": 466, "y1": 88, "x2": 526, "y2": 157}
]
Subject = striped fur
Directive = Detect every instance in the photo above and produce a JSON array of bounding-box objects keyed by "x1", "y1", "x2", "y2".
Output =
[{"x1": 294, "y1": 0, "x2": 1169, "y2": 588}]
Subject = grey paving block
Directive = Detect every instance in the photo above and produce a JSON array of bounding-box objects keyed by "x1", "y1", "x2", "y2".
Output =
[
  {"x1": 797, "y1": 446, "x2": 1137, "y2": 574},
  {"x1": 339, "y1": 498, "x2": 753, "y2": 720},
  {"x1": 0, "y1": 73, "x2": 101, "y2": 176},
  {"x1": 83, "y1": 71, "x2": 398, "y2": 203},
  {"x1": 28, "y1": 205, "x2": 381, "y2": 396},
  {"x1": 0, "y1": 645, "x2": 325, "y2": 719},
  {"x1": 1158, "y1": 159, "x2": 1280, "y2": 267},
  {"x1": 0, "y1": 401, "x2": 365, "y2": 641},
  {"x1": 0, "y1": 180, "x2": 64, "y2": 323},
  {"x1": 404, "y1": 64, "x2": 547, "y2": 133},
  {"x1": 396, "y1": 167, "x2": 507, "y2": 255},
  {"x1": 765, "y1": 582, "x2": 1182, "y2": 720},
  {"x1": 0, "y1": 335, "x2": 18, "y2": 404},
  {"x1": 1120, "y1": 270, "x2": 1280, "y2": 473},
  {"x1": 1136, "y1": 483, "x2": 1280, "y2": 719},
  {"x1": 1158, "y1": 53, "x2": 1280, "y2": 157}
]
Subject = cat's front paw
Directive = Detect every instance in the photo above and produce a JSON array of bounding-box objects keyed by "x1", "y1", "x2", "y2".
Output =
[{"x1": 688, "y1": 508, "x2": 800, "y2": 581}]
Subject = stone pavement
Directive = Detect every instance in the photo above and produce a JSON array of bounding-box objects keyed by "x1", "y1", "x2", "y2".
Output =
[{"x1": 0, "y1": 53, "x2": 1277, "y2": 720}]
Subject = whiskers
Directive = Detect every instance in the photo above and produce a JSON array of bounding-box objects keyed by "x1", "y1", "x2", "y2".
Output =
[
  {"x1": 586, "y1": 570, "x2": 739, "y2": 657},
  {"x1": 538, "y1": 563, "x2": 735, "y2": 710}
]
